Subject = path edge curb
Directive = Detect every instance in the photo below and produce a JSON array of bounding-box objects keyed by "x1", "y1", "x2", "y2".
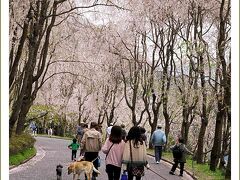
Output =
[{"x1": 147, "y1": 153, "x2": 198, "y2": 180}]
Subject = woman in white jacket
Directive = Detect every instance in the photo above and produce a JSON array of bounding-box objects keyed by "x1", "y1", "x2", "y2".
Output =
[{"x1": 122, "y1": 126, "x2": 149, "y2": 180}]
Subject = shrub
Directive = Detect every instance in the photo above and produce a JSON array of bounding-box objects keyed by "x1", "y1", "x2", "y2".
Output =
[{"x1": 9, "y1": 133, "x2": 36, "y2": 155}]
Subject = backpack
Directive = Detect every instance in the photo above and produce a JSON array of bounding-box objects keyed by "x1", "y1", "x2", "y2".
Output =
[
  {"x1": 84, "y1": 131, "x2": 101, "y2": 152},
  {"x1": 172, "y1": 145, "x2": 183, "y2": 159}
]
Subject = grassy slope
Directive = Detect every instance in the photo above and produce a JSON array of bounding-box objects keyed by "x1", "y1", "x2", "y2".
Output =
[{"x1": 10, "y1": 147, "x2": 36, "y2": 166}]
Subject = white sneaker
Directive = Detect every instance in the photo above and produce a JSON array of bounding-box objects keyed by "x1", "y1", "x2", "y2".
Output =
[{"x1": 156, "y1": 161, "x2": 159, "y2": 164}]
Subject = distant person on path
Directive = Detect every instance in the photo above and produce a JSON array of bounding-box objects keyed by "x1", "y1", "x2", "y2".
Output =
[
  {"x1": 106, "y1": 123, "x2": 114, "y2": 139},
  {"x1": 102, "y1": 125, "x2": 125, "y2": 180},
  {"x1": 122, "y1": 126, "x2": 149, "y2": 180},
  {"x1": 79, "y1": 123, "x2": 89, "y2": 156},
  {"x1": 30, "y1": 122, "x2": 37, "y2": 137},
  {"x1": 82, "y1": 123, "x2": 89, "y2": 134},
  {"x1": 68, "y1": 138, "x2": 80, "y2": 161},
  {"x1": 76, "y1": 123, "x2": 84, "y2": 144},
  {"x1": 150, "y1": 124, "x2": 166, "y2": 164},
  {"x1": 121, "y1": 124, "x2": 127, "y2": 141},
  {"x1": 169, "y1": 137, "x2": 193, "y2": 177},
  {"x1": 81, "y1": 122, "x2": 102, "y2": 180},
  {"x1": 48, "y1": 127, "x2": 53, "y2": 137}
]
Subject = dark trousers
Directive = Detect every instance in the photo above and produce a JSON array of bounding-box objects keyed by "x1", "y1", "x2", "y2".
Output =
[
  {"x1": 72, "y1": 150, "x2": 77, "y2": 161},
  {"x1": 154, "y1": 146, "x2": 163, "y2": 162},
  {"x1": 106, "y1": 164, "x2": 121, "y2": 180},
  {"x1": 84, "y1": 152, "x2": 99, "y2": 179},
  {"x1": 170, "y1": 161, "x2": 185, "y2": 175}
]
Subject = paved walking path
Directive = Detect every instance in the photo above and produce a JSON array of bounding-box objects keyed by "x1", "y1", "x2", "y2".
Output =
[{"x1": 9, "y1": 136, "x2": 193, "y2": 180}]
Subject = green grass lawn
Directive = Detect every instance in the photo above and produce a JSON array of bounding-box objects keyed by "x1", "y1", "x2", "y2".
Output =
[
  {"x1": 10, "y1": 147, "x2": 36, "y2": 166},
  {"x1": 147, "y1": 149, "x2": 225, "y2": 180}
]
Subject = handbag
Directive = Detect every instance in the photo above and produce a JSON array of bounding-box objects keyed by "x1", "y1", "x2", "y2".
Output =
[{"x1": 120, "y1": 171, "x2": 128, "y2": 180}]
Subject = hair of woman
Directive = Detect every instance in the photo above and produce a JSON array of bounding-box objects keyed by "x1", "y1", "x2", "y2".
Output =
[
  {"x1": 90, "y1": 122, "x2": 98, "y2": 129},
  {"x1": 126, "y1": 126, "x2": 143, "y2": 147},
  {"x1": 109, "y1": 125, "x2": 122, "y2": 144}
]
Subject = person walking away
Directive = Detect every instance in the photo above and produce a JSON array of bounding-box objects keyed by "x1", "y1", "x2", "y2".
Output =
[
  {"x1": 30, "y1": 122, "x2": 37, "y2": 136},
  {"x1": 76, "y1": 124, "x2": 84, "y2": 144},
  {"x1": 79, "y1": 123, "x2": 89, "y2": 156},
  {"x1": 68, "y1": 138, "x2": 80, "y2": 161},
  {"x1": 122, "y1": 126, "x2": 150, "y2": 180},
  {"x1": 48, "y1": 127, "x2": 53, "y2": 137},
  {"x1": 169, "y1": 137, "x2": 193, "y2": 177},
  {"x1": 82, "y1": 123, "x2": 89, "y2": 134},
  {"x1": 150, "y1": 124, "x2": 166, "y2": 164},
  {"x1": 106, "y1": 123, "x2": 113, "y2": 139},
  {"x1": 121, "y1": 124, "x2": 127, "y2": 141},
  {"x1": 33, "y1": 125, "x2": 37, "y2": 137},
  {"x1": 102, "y1": 125, "x2": 125, "y2": 180},
  {"x1": 81, "y1": 122, "x2": 102, "y2": 180}
]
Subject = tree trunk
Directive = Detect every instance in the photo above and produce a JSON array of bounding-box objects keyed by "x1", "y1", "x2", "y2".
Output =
[
  {"x1": 181, "y1": 107, "x2": 190, "y2": 144},
  {"x1": 210, "y1": 101, "x2": 225, "y2": 171},
  {"x1": 132, "y1": 109, "x2": 137, "y2": 126},
  {"x1": 196, "y1": 119, "x2": 207, "y2": 163},
  {"x1": 164, "y1": 123, "x2": 170, "y2": 151},
  {"x1": 181, "y1": 121, "x2": 190, "y2": 145},
  {"x1": 15, "y1": 97, "x2": 33, "y2": 135},
  {"x1": 148, "y1": 124, "x2": 157, "y2": 149},
  {"x1": 9, "y1": 9, "x2": 31, "y2": 88},
  {"x1": 210, "y1": 0, "x2": 230, "y2": 171},
  {"x1": 196, "y1": 48, "x2": 209, "y2": 163},
  {"x1": 163, "y1": 102, "x2": 170, "y2": 150},
  {"x1": 9, "y1": 102, "x2": 22, "y2": 137}
]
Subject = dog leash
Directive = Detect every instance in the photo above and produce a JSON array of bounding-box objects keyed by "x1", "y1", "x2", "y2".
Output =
[
  {"x1": 147, "y1": 167, "x2": 168, "y2": 180},
  {"x1": 91, "y1": 156, "x2": 99, "y2": 163},
  {"x1": 77, "y1": 156, "x2": 99, "y2": 163}
]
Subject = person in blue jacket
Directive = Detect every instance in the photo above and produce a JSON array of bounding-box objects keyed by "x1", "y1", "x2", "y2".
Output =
[{"x1": 150, "y1": 124, "x2": 166, "y2": 164}]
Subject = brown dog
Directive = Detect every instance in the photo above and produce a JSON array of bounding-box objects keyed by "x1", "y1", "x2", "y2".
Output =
[{"x1": 68, "y1": 160, "x2": 101, "y2": 180}]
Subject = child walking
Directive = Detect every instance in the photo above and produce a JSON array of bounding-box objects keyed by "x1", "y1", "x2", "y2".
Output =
[
  {"x1": 169, "y1": 137, "x2": 193, "y2": 177},
  {"x1": 68, "y1": 138, "x2": 80, "y2": 161}
]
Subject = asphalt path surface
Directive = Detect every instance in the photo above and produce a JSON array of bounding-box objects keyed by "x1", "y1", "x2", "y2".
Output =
[{"x1": 9, "y1": 136, "x2": 193, "y2": 180}]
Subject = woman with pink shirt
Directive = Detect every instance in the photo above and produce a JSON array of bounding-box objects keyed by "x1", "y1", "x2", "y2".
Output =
[{"x1": 102, "y1": 125, "x2": 125, "y2": 180}]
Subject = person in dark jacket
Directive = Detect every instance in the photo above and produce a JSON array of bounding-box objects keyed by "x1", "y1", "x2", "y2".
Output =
[
  {"x1": 169, "y1": 137, "x2": 193, "y2": 177},
  {"x1": 121, "y1": 124, "x2": 127, "y2": 141}
]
